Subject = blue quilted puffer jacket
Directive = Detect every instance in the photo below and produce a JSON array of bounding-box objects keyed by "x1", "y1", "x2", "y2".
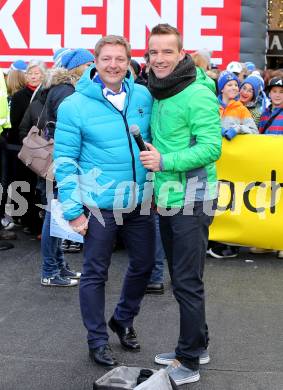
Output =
[{"x1": 54, "y1": 65, "x2": 153, "y2": 221}]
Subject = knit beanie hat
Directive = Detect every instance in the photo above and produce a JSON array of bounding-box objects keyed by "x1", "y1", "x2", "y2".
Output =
[
  {"x1": 61, "y1": 49, "x2": 94, "y2": 70},
  {"x1": 245, "y1": 61, "x2": 256, "y2": 73},
  {"x1": 130, "y1": 59, "x2": 141, "y2": 77},
  {"x1": 240, "y1": 75, "x2": 262, "y2": 100},
  {"x1": 218, "y1": 71, "x2": 240, "y2": 93},
  {"x1": 10, "y1": 60, "x2": 27, "y2": 72},
  {"x1": 226, "y1": 61, "x2": 242, "y2": 75},
  {"x1": 53, "y1": 48, "x2": 72, "y2": 68},
  {"x1": 251, "y1": 71, "x2": 265, "y2": 89}
]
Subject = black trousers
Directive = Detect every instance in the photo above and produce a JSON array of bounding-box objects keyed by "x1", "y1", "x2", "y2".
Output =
[
  {"x1": 159, "y1": 201, "x2": 215, "y2": 370},
  {"x1": 0, "y1": 138, "x2": 8, "y2": 219},
  {"x1": 0, "y1": 141, "x2": 41, "y2": 233}
]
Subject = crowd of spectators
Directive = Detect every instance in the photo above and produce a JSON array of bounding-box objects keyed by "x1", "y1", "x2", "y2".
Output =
[{"x1": 0, "y1": 46, "x2": 282, "y2": 278}]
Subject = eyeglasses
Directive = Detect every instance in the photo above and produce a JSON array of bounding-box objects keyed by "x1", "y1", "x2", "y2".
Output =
[{"x1": 241, "y1": 85, "x2": 253, "y2": 94}]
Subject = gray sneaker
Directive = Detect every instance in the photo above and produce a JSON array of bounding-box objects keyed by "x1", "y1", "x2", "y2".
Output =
[
  {"x1": 155, "y1": 349, "x2": 210, "y2": 366},
  {"x1": 166, "y1": 361, "x2": 200, "y2": 385},
  {"x1": 1, "y1": 217, "x2": 15, "y2": 231}
]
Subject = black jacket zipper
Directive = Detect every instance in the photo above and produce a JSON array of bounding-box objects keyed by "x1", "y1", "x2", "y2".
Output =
[
  {"x1": 100, "y1": 91, "x2": 137, "y2": 203},
  {"x1": 119, "y1": 110, "x2": 137, "y2": 184}
]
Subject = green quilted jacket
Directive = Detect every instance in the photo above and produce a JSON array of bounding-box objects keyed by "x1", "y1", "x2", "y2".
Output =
[{"x1": 151, "y1": 67, "x2": 222, "y2": 208}]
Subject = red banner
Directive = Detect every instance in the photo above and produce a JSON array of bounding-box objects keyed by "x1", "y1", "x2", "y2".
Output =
[{"x1": 0, "y1": 0, "x2": 241, "y2": 69}]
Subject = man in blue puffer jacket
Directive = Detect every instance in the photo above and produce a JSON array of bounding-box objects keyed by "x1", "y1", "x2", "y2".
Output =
[{"x1": 54, "y1": 36, "x2": 155, "y2": 366}]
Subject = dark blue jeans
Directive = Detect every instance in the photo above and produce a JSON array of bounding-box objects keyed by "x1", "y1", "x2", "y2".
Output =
[
  {"x1": 41, "y1": 210, "x2": 65, "y2": 278},
  {"x1": 159, "y1": 201, "x2": 215, "y2": 371},
  {"x1": 150, "y1": 213, "x2": 165, "y2": 284},
  {"x1": 79, "y1": 207, "x2": 155, "y2": 349}
]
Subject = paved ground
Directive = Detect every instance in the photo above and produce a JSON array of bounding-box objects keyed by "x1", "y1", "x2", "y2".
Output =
[{"x1": 0, "y1": 231, "x2": 282, "y2": 390}]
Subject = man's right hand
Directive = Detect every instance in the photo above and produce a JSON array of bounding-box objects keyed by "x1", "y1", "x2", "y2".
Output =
[{"x1": 69, "y1": 214, "x2": 88, "y2": 236}]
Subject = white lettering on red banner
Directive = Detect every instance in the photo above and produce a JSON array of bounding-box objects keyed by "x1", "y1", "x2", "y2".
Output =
[{"x1": 0, "y1": 0, "x2": 241, "y2": 68}]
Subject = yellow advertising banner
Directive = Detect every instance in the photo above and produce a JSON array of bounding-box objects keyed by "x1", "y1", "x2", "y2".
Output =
[{"x1": 209, "y1": 135, "x2": 283, "y2": 250}]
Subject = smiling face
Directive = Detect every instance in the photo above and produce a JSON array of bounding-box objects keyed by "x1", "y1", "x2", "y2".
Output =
[
  {"x1": 240, "y1": 83, "x2": 254, "y2": 105},
  {"x1": 270, "y1": 86, "x2": 283, "y2": 108},
  {"x1": 148, "y1": 34, "x2": 185, "y2": 79},
  {"x1": 222, "y1": 80, "x2": 239, "y2": 102},
  {"x1": 95, "y1": 44, "x2": 130, "y2": 92}
]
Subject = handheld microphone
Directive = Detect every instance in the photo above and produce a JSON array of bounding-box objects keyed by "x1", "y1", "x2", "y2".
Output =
[{"x1": 129, "y1": 124, "x2": 148, "y2": 151}]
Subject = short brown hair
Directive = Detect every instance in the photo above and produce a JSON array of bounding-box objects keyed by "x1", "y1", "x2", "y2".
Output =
[
  {"x1": 95, "y1": 35, "x2": 131, "y2": 60},
  {"x1": 149, "y1": 24, "x2": 183, "y2": 51}
]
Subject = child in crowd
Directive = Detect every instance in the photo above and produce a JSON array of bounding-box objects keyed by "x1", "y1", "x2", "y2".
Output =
[
  {"x1": 250, "y1": 77, "x2": 283, "y2": 258},
  {"x1": 259, "y1": 77, "x2": 283, "y2": 134},
  {"x1": 239, "y1": 75, "x2": 263, "y2": 126},
  {"x1": 207, "y1": 71, "x2": 258, "y2": 259},
  {"x1": 218, "y1": 70, "x2": 258, "y2": 141}
]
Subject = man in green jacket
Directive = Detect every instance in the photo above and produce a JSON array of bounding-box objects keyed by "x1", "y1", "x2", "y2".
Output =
[{"x1": 140, "y1": 24, "x2": 222, "y2": 386}]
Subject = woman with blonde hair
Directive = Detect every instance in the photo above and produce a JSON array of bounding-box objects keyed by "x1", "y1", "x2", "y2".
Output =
[{"x1": 6, "y1": 60, "x2": 27, "y2": 97}]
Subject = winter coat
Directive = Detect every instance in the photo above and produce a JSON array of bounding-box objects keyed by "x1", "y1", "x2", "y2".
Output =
[
  {"x1": 8, "y1": 86, "x2": 40, "y2": 144},
  {"x1": 44, "y1": 69, "x2": 77, "y2": 140},
  {"x1": 54, "y1": 64, "x2": 153, "y2": 221},
  {"x1": 150, "y1": 67, "x2": 222, "y2": 208},
  {"x1": 246, "y1": 104, "x2": 262, "y2": 127},
  {"x1": 19, "y1": 69, "x2": 77, "y2": 144},
  {"x1": 219, "y1": 98, "x2": 258, "y2": 135},
  {"x1": 259, "y1": 106, "x2": 283, "y2": 134},
  {"x1": 37, "y1": 68, "x2": 78, "y2": 202},
  {"x1": 18, "y1": 89, "x2": 48, "y2": 143}
]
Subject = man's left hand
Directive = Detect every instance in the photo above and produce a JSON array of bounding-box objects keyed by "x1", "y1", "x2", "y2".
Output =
[{"x1": 140, "y1": 143, "x2": 161, "y2": 172}]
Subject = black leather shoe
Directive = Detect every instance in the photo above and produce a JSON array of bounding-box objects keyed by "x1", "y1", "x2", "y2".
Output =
[
  {"x1": 145, "y1": 283, "x2": 164, "y2": 295},
  {"x1": 89, "y1": 345, "x2": 118, "y2": 366},
  {"x1": 108, "y1": 316, "x2": 140, "y2": 351}
]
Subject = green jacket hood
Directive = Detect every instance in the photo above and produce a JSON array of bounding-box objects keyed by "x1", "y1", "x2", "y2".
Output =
[{"x1": 195, "y1": 67, "x2": 216, "y2": 95}]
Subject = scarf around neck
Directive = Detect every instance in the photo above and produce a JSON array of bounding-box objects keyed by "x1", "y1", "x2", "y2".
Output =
[
  {"x1": 148, "y1": 54, "x2": 196, "y2": 100},
  {"x1": 94, "y1": 73, "x2": 126, "y2": 111}
]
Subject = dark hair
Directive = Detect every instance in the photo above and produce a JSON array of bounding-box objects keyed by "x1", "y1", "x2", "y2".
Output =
[
  {"x1": 143, "y1": 51, "x2": 149, "y2": 64},
  {"x1": 149, "y1": 24, "x2": 183, "y2": 51},
  {"x1": 130, "y1": 59, "x2": 141, "y2": 76}
]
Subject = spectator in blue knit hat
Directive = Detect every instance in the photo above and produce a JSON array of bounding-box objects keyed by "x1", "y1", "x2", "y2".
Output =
[
  {"x1": 61, "y1": 48, "x2": 94, "y2": 73},
  {"x1": 53, "y1": 47, "x2": 72, "y2": 68},
  {"x1": 35, "y1": 49, "x2": 95, "y2": 287},
  {"x1": 251, "y1": 71, "x2": 270, "y2": 113},
  {"x1": 52, "y1": 48, "x2": 72, "y2": 68},
  {"x1": 240, "y1": 75, "x2": 263, "y2": 126},
  {"x1": 10, "y1": 60, "x2": 27, "y2": 73},
  {"x1": 245, "y1": 61, "x2": 256, "y2": 73}
]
